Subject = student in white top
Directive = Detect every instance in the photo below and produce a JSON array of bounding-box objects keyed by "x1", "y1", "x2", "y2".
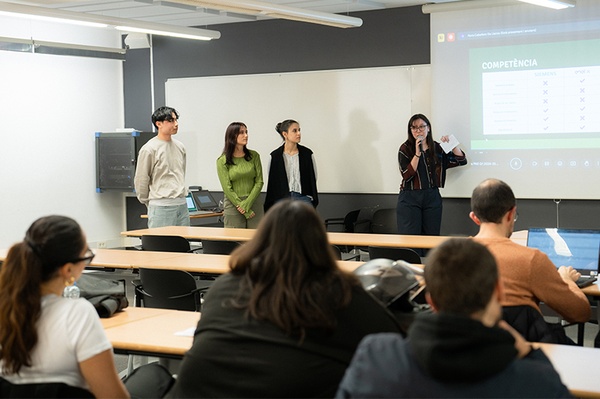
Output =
[
  {"x1": 0, "y1": 215, "x2": 129, "y2": 398},
  {"x1": 134, "y1": 106, "x2": 189, "y2": 228}
]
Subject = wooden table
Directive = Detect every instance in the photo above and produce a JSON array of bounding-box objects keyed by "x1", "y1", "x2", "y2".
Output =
[
  {"x1": 535, "y1": 343, "x2": 600, "y2": 398},
  {"x1": 128, "y1": 250, "x2": 363, "y2": 274},
  {"x1": 102, "y1": 307, "x2": 200, "y2": 359},
  {"x1": 141, "y1": 212, "x2": 223, "y2": 219},
  {"x1": 90, "y1": 249, "x2": 185, "y2": 269},
  {"x1": 102, "y1": 308, "x2": 600, "y2": 397},
  {"x1": 0, "y1": 248, "x2": 366, "y2": 275},
  {"x1": 121, "y1": 226, "x2": 453, "y2": 249},
  {"x1": 3, "y1": 245, "x2": 596, "y2": 296}
]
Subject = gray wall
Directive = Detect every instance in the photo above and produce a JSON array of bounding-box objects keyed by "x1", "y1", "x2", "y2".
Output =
[{"x1": 123, "y1": 5, "x2": 600, "y2": 235}]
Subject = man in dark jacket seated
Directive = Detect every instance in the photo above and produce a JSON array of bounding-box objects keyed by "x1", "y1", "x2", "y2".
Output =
[{"x1": 336, "y1": 238, "x2": 573, "y2": 398}]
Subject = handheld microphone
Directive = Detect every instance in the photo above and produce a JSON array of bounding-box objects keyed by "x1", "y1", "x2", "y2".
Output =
[{"x1": 417, "y1": 135, "x2": 424, "y2": 153}]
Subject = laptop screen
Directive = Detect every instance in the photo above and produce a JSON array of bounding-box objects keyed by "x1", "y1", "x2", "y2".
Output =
[
  {"x1": 185, "y1": 193, "x2": 198, "y2": 212},
  {"x1": 526, "y1": 228, "x2": 600, "y2": 275},
  {"x1": 192, "y1": 190, "x2": 218, "y2": 210}
]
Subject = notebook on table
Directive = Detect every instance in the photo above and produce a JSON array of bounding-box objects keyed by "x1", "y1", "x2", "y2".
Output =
[
  {"x1": 185, "y1": 193, "x2": 213, "y2": 216},
  {"x1": 526, "y1": 228, "x2": 600, "y2": 288}
]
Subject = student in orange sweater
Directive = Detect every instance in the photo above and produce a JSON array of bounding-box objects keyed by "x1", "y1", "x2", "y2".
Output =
[{"x1": 470, "y1": 179, "x2": 590, "y2": 342}]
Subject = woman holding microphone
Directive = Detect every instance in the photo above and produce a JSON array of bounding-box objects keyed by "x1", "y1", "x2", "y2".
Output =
[{"x1": 396, "y1": 114, "x2": 467, "y2": 245}]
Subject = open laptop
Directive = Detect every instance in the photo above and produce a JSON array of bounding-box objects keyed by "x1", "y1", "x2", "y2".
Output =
[
  {"x1": 192, "y1": 190, "x2": 222, "y2": 212},
  {"x1": 526, "y1": 228, "x2": 600, "y2": 288},
  {"x1": 185, "y1": 192, "x2": 213, "y2": 216}
]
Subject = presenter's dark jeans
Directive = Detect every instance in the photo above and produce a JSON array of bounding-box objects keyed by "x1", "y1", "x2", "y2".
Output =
[
  {"x1": 396, "y1": 188, "x2": 442, "y2": 254},
  {"x1": 289, "y1": 191, "x2": 314, "y2": 206}
]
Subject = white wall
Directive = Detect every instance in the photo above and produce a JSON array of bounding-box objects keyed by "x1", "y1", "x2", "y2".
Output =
[
  {"x1": 0, "y1": 16, "x2": 125, "y2": 249},
  {"x1": 166, "y1": 65, "x2": 431, "y2": 194}
]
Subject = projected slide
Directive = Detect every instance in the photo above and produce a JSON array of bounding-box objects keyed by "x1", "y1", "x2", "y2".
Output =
[
  {"x1": 471, "y1": 40, "x2": 600, "y2": 149},
  {"x1": 430, "y1": 2, "x2": 600, "y2": 199}
]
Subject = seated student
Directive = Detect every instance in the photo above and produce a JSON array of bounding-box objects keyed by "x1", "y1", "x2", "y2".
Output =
[
  {"x1": 470, "y1": 178, "x2": 590, "y2": 342},
  {"x1": 166, "y1": 200, "x2": 401, "y2": 398},
  {"x1": 336, "y1": 238, "x2": 572, "y2": 398},
  {"x1": 0, "y1": 216, "x2": 129, "y2": 398}
]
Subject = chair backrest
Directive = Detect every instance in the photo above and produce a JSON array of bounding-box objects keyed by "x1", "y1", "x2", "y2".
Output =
[
  {"x1": 342, "y1": 209, "x2": 361, "y2": 233},
  {"x1": 138, "y1": 268, "x2": 200, "y2": 311},
  {"x1": 354, "y1": 205, "x2": 380, "y2": 233},
  {"x1": 370, "y1": 208, "x2": 397, "y2": 234},
  {"x1": 202, "y1": 239, "x2": 241, "y2": 255},
  {"x1": 0, "y1": 377, "x2": 94, "y2": 398},
  {"x1": 141, "y1": 235, "x2": 191, "y2": 253},
  {"x1": 368, "y1": 246, "x2": 422, "y2": 264},
  {"x1": 331, "y1": 245, "x2": 342, "y2": 260}
]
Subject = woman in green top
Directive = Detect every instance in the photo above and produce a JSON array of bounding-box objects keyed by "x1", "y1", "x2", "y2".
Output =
[{"x1": 216, "y1": 122, "x2": 264, "y2": 228}]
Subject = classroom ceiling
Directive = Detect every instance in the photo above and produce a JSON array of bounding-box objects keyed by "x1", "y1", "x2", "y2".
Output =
[{"x1": 5, "y1": 0, "x2": 466, "y2": 29}]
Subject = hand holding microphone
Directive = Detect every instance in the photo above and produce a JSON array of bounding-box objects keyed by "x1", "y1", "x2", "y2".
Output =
[{"x1": 416, "y1": 135, "x2": 425, "y2": 156}]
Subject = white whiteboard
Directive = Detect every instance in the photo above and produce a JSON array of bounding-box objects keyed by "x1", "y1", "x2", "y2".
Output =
[{"x1": 166, "y1": 65, "x2": 431, "y2": 193}]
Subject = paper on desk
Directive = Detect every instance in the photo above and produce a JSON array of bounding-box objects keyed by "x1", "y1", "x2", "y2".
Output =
[
  {"x1": 174, "y1": 327, "x2": 196, "y2": 337},
  {"x1": 439, "y1": 134, "x2": 459, "y2": 154}
]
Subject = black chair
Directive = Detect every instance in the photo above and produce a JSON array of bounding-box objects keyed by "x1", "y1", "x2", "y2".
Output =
[
  {"x1": 370, "y1": 208, "x2": 397, "y2": 234},
  {"x1": 325, "y1": 205, "x2": 380, "y2": 256},
  {"x1": 325, "y1": 206, "x2": 380, "y2": 234},
  {"x1": 135, "y1": 235, "x2": 201, "y2": 306},
  {"x1": 201, "y1": 239, "x2": 241, "y2": 255},
  {"x1": 136, "y1": 268, "x2": 204, "y2": 312},
  {"x1": 0, "y1": 377, "x2": 93, "y2": 398},
  {"x1": 141, "y1": 235, "x2": 193, "y2": 252},
  {"x1": 368, "y1": 246, "x2": 422, "y2": 264}
]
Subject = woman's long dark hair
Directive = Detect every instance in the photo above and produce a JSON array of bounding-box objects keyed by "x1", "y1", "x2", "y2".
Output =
[
  {"x1": 229, "y1": 200, "x2": 358, "y2": 339},
  {"x1": 0, "y1": 215, "x2": 84, "y2": 374},
  {"x1": 406, "y1": 113, "x2": 436, "y2": 167},
  {"x1": 223, "y1": 122, "x2": 251, "y2": 165}
]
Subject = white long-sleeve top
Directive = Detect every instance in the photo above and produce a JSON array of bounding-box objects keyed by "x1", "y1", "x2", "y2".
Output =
[{"x1": 134, "y1": 136, "x2": 187, "y2": 206}]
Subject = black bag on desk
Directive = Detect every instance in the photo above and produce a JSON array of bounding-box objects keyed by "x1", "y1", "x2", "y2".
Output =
[{"x1": 77, "y1": 274, "x2": 129, "y2": 318}]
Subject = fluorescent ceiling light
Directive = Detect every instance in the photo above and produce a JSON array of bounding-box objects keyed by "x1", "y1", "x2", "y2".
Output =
[
  {"x1": 0, "y1": 10, "x2": 108, "y2": 27},
  {"x1": 115, "y1": 26, "x2": 213, "y2": 41},
  {"x1": 0, "y1": 35, "x2": 126, "y2": 59},
  {"x1": 172, "y1": 0, "x2": 363, "y2": 27},
  {"x1": 518, "y1": 0, "x2": 575, "y2": 9},
  {"x1": 0, "y1": 1, "x2": 221, "y2": 41},
  {"x1": 422, "y1": 0, "x2": 515, "y2": 13},
  {"x1": 422, "y1": 0, "x2": 575, "y2": 13}
]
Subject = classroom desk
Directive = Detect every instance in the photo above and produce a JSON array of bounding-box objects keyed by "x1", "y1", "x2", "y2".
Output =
[
  {"x1": 102, "y1": 308, "x2": 600, "y2": 397},
  {"x1": 534, "y1": 343, "x2": 600, "y2": 398},
  {"x1": 0, "y1": 248, "x2": 183, "y2": 269},
  {"x1": 0, "y1": 248, "x2": 365, "y2": 275},
  {"x1": 90, "y1": 249, "x2": 185, "y2": 269},
  {"x1": 102, "y1": 308, "x2": 200, "y2": 359},
  {"x1": 121, "y1": 226, "x2": 453, "y2": 249},
  {"x1": 101, "y1": 306, "x2": 172, "y2": 329},
  {"x1": 130, "y1": 251, "x2": 364, "y2": 274},
  {"x1": 140, "y1": 212, "x2": 223, "y2": 219}
]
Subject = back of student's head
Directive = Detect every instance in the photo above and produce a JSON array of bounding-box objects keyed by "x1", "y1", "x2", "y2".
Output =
[
  {"x1": 471, "y1": 178, "x2": 516, "y2": 223},
  {"x1": 0, "y1": 215, "x2": 84, "y2": 374},
  {"x1": 229, "y1": 200, "x2": 356, "y2": 337},
  {"x1": 151, "y1": 106, "x2": 179, "y2": 129},
  {"x1": 425, "y1": 238, "x2": 498, "y2": 316}
]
